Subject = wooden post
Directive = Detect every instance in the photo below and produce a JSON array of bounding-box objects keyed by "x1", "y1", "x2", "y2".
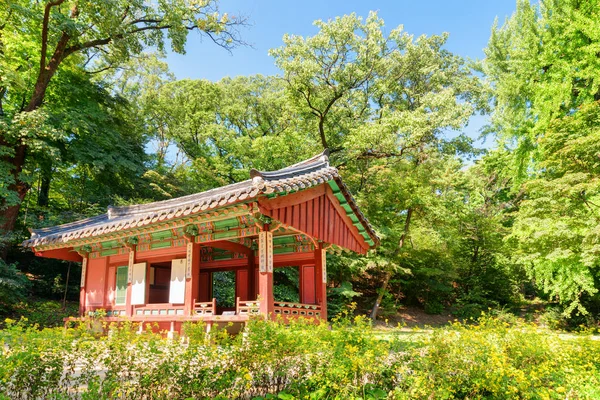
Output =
[
  {"x1": 258, "y1": 230, "x2": 274, "y2": 317},
  {"x1": 184, "y1": 241, "x2": 200, "y2": 315},
  {"x1": 62, "y1": 262, "x2": 71, "y2": 310},
  {"x1": 247, "y1": 252, "x2": 255, "y2": 300},
  {"x1": 168, "y1": 321, "x2": 175, "y2": 340},
  {"x1": 79, "y1": 256, "x2": 88, "y2": 316},
  {"x1": 125, "y1": 248, "x2": 135, "y2": 317},
  {"x1": 314, "y1": 244, "x2": 328, "y2": 321}
]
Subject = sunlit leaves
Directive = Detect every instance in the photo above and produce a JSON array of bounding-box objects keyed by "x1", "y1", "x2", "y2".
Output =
[{"x1": 485, "y1": 1, "x2": 600, "y2": 313}]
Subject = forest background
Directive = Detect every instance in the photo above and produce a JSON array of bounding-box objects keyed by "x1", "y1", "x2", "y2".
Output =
[{"x1": 2, "y1": 0, "x2": 600, "y2": 329}]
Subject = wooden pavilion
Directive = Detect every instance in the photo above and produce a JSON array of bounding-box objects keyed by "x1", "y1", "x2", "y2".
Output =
[{"x1": 23, "y1": 151, "x2": 378, "y2": 333}]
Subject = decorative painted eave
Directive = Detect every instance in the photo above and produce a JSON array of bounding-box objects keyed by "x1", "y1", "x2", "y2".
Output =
[{"x1": 23, "y1": 150, "x2": 379, "y2": 250}]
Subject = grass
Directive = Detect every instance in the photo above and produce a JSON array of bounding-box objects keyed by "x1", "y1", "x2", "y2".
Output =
[{"x1": 1, "y1": 298, "x2": 79, "y2": 329}]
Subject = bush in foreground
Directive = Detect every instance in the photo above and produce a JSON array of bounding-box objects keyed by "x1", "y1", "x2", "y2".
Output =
[{"x1": 1, "y1": 314, "x2": 599, "y2": 399}]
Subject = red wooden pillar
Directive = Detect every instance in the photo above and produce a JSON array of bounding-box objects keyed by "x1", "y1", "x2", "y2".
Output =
[
  {"x1": 198, "y1": 272, "x2": 211, "y2": 302},
  {"x1": 236, "y1": 269, "x2": 249, "y2": 302},
  {"x1": 184, "y1": 241, "x2": 200, "y2": 315},
  {"x1": 125, "y1": 248, "x2": 135, "y2": 317},
  {"x1": 258, "y1": 231, "x2": 274, "y2": 317},
  {"x1": 248, "y1": 252, "x2": 256, "y2": 300},
  {"x1": 314, "y1": 244, "x2": 328, "y2": 321},
  {"x1": 300, "y1": 265, "x2": 316, "y2": 304},
  {"x1": 102, "y1": 257, "x2": 111, "y2": 309},
  {"x1": 79, "y1": 256, "x2": 88, "y2": 316}
]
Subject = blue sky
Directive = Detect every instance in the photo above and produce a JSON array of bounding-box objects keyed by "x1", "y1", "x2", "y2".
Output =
[{"x1": 165, "y1": 0, "x2": 518, "y2": 148}]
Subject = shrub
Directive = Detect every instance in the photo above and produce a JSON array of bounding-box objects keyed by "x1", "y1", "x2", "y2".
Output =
[
  {"x1": 1, "y1": 315, "x2": 600, "y2": 399},
  {"x1": 0, "y1": 260, "x2": 29, "y2": 314},
  {"x1": 393, "y1": 316, "x2": 600, "y2": 399},
  {"x1": 327, "y1": 281, "x2": 361, "y2": 318},
  {"x1": 538, "y1": 305, "x2": 599, "y2": 332},
  {"x1": 4, "y1": 298, "x2": 79, "y2": 328}
]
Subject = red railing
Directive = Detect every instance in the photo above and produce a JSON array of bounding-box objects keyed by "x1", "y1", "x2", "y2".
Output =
[
  {"x1": 236, "y1": 298, "x2": 260, "y2": 316},
  {"x1": 193, "y1": 298, "x2": 217, "y2": 316}
]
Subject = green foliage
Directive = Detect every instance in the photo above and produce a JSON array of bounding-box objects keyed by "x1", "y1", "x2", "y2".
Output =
[
  {"x1": 2, "y1": 316, "x2": 600, "y2": 398},
  {"x1": 0, "y1": 260, "x2": 29, "y2": 313},
  {"x1": 144, "y1": 76, "x2": 316, "y2": 193},
  {"x1": 485, "y1": 0, "x2": 600, "y2": 314},
  {"x1": 327, "y1": 281, "x2": 362, "y2": 317},
  {"x1": 0, "y1": 0, "x2": 247, "y2": 241},
  {"x1": 396, "y1": 316, "x2": 600, "y2": 399},
  {"x1": 273, "y1": 267, "x2": 300, "y2": 303},
  {"x1": 399, "y1": 249, "x2": 455, "y2": 315},
  {"x1": 3, "y1": 298, "x2": 79, "y2": 328},
  {"x1": 212, "y1": 271, "x2": 235, "y2": 308}
]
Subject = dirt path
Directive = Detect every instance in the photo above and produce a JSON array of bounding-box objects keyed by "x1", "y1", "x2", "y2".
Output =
[{"x1": 371, "y1": 305, "x2": 454, "y2": 329}]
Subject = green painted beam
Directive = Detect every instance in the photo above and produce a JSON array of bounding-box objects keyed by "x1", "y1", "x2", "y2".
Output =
[
  {"x1": 100, "y1": 249, "x2": 118, "y2": 257},
  {"x1": 151, "y1": 230, "x2": 173, "y2": 241},
  {"x1": 328, "y1": 180, "x2": 341, "y2": 193},
  {"x1": 273, "y1": 245, "x2": 297, "y2": 255},
  {"x1": 214, "y1": 230, "x2": 239, "y2": 240},
  {"x1": 101, "y1": 240, "x2": 119, "y2": 249},
  {"x1": 274, "y1": 236, "x2": 297, "y2": 245},
  {"x1": 213, "y1": 217, "x2": 241, "y2": 230},
  {"x1": 150, "y1": 240, "x2": 172, "y2": 250}
]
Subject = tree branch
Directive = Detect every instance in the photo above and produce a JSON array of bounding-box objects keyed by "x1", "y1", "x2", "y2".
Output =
[
  {"x1": 40, "y1": 0, "x2": 66, "y2": 72},
  {"x1": 85, "y1": 64, "x2": 116, "y2": 75}
]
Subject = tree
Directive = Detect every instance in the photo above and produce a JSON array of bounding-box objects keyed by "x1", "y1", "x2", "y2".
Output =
[
  {"x1": 0, "y1": 0, "x2": 246, "y2": 244},
  {"x1": 272, "y1": 12, "x2": 487, "y2": 319},
  {"x1": 506, "y1": 103, "x2": 600, "y2": 314},
  {"x1": 270, "y1": 12, "x2": 395, "y2": 151},
  {"x1": 484, "y1": 0, "x2": 600, "y2": 313},
  {"x1": 0, "y1": 259, "x2": 29, "y2": 314},
  {"x1": 145, "y1": 76, "x2": 316, "y2": 191}
]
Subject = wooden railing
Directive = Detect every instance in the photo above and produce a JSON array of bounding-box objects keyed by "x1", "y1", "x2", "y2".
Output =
[
  {"x1": 84, "y1": 306, "x2": 126, "y2": 317},
  {"x1": 236, "y1": 298, "x2": 260, "y2": 316},
  {"x1": 193, "y1": 298, "x2": 217, "y2": 316},
  {"x1": 273, "y1": 302, "x2": 321, "y2": 318},
  {"x1": 133, "y1": 303, "x2": 185, "y2": 317}
]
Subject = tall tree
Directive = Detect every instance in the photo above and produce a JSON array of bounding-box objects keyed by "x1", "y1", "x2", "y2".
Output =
[
  {"x1": 485, "y1": 0, "x2": 600, "y2": 313},
  {"x1": 17, "y1": 67, "x2": 148, "y2": 230},
  {"x1": 272, "y1": 12, "x2": 487, "y2": 319},
  {"x1": 145, "y1": 76, "x2": 316, "y2": 192},
  {"x1": 270, "y1": 12, "x2": 395, "y2": 151},
  {"x1": 0, "y1": 0, "x2": 245, "y2": 245}
]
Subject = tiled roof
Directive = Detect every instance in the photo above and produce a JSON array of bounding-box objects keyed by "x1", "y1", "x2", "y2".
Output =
[{"x1": 23, "y1": 151, "x2": 378, "y2": 249}]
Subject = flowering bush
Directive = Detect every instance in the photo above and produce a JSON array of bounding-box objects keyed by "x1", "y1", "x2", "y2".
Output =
[{"x1": 1, "y1": 313, "x2": 599, "y2": 399}]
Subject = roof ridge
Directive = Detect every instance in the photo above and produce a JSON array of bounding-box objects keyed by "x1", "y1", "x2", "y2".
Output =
[
  {"x1": 107, "y1": 179, "x2": 253, "y2": 219},
  {"x1": 30, "y1": 214, "x2": 108, "y2": 238},
  {"x1": 250, "y1": 149, "x2": 330, "y2": 180}
]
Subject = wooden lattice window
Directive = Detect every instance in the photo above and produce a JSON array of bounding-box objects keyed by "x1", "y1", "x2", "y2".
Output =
[{"x1": 115, "y1": 266, "x2": 128, "y2": 305}]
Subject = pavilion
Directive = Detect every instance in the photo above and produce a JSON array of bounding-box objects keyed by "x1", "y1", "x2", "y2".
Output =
[{"x1": 23, "y1": 151, "x2": 378, "y2": 333}]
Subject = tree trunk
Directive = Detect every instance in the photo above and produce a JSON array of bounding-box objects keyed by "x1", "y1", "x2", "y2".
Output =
[
  {"x1": 0, "y1": 31, "x2": 69, "y2": 254},
  {"x1": 318, "y1": 116, "x2": 328, "y2": 150},
  {"x1": 0, "y1": 142, "x2": 28, "y2": 260},
  {"x1": 369, "y1": 270, "x2": 392, "y2": 320},
  {"x1": 370, "y1": 207, "x2": 413, "y2": 320},
  {"x1": 0, "y1": 142, "x2": 28, "y2": 230},
  {"x1": 38, "y1": 160, "x2": 52, "y2": 207}
]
